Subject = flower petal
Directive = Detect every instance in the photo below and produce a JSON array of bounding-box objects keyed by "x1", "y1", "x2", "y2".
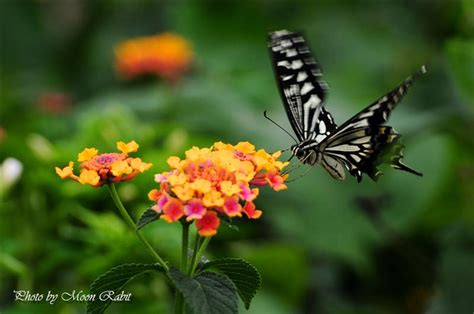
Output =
[
  {"x1": 191, "y1": 178, "x2": 212, "y2": 194},
  {"x1": 131, "y1": 158, "x2": 152, "y2": 172},
  {"x1": 55, "y1": 161, "x2": 74, "y2": 179},
  {"x1": 184, "y1": 199, "x2": 206, "y2": 220},
  {"x1": 117, "y1": 140, "x2": 139, "y2": 154},
  {"x1": 203, "y1": 190, "x2": 224, "y2": 207},
  {"x1": 78, "y1": 170, "x2": 100, "y2": 186},
  {"x1": 196, "y1": 211, "x2": 220, "y2": 237},
  {"x1": 242, "y1": 201, "x2": 262, "y2": 219},
  {"x1": 111, "y1": 160, "x2": 133, "y2": 176},
  {"x1": 148, "y1": 189, "x2": 161, "y2": 201},
  {"x1": 78, "y1": 148, "x2": 98, "y2": 162},
  {"x1": 172, "y1": 183, "x2": 194, "y2": 201},
  {"x1": 167, "y1": 156, "x2": 181, "y2": 169},
  {"x1": 222, "y1": 197, "x2": 242, "y2": 217},
  {"x1": 220, "y1": 180, "x2": 240, "y2": 197},
  {"x1": 161, "y1": 198, "x2": 184, "y2": 222}
]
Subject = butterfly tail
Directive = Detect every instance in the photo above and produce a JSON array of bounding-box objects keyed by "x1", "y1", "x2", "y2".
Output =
[
  {"x1": 388, "y1": 137, "x2": 423, "y2": 177},
  {"x1": 390, "y1": 146, "x2": 423, "y2": 177}
]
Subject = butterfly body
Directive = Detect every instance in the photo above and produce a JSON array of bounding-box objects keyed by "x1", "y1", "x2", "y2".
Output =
[{"x1": 269, "y1": 30, "x2": 424, "y2": 182}]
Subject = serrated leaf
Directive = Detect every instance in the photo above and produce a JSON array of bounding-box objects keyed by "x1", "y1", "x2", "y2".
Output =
[
  {"x1": 169, "y1": 268, "x2": 238, "y2": 314},
  {"x1": 87, "y1": 263, "x2": 165, "y2": 314},
  {"x1": 201, "y1": 258, "x2": 261, "y2": 310},
  {"x1": 136, "y1": 208, "x2": 161, "y2": 231}
]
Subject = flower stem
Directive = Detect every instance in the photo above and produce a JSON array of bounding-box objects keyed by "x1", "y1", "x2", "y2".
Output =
[
  {"x1": 106, "y1": 183, "x2": 169, "y2": 271},
  {"x1": 174, "y1": 221, "x2": 190, "y2": 314},
  {"x1": 190, "y1": 236, "x2": 211, "y2": 277},
  {"x1": 180, "y1": 221, "x2": 190, "y2": 272},
  {"x1": 187, "y1": 232, "x2": 201, "y2": 276}
]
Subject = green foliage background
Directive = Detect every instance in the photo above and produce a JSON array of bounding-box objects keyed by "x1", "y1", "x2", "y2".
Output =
[{"x1": 1, "y1": 0, "x2": 473, "y2": 313}]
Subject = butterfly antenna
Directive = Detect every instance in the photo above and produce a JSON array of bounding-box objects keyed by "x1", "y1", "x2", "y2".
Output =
[
  {"x1": 286, "y1": 166, "x2": 313, "y2": 183},
  {"x1": 282, "y1": 162, "x2": 302, "y2": 175},
  {"x1": 263, "y1": 110, "x2": 298, "y2": 144}
]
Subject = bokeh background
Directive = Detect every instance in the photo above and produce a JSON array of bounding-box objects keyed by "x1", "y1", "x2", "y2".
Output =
[{"x1": 1, "y1": 1, "x2": 473, "y2": 313}]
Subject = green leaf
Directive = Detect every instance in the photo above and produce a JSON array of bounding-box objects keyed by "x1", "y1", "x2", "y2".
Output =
[
  {"x1": 87, "y1": 263, "x2": 165, "y2": 314},
  {"x1": 136, "y1": 208, "x2": 161, "y2": 231},
  {"x1": 169, "y1": 267, "x2": 238, "y2": 314},
  {"x1": 201, "y1": 258, "x2": 261, "y2": 310}
]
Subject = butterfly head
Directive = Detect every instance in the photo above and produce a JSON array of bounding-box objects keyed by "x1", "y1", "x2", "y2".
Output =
[{"x1": 291, "y1": 144, "x2": 305, "y2": 159}]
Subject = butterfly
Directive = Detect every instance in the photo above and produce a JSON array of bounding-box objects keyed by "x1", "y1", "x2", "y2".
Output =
[{"x1": 268, "y1": 29, "x2": 425, "y2": 182}]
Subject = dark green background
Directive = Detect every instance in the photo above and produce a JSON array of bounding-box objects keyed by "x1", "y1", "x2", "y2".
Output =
[{"x1": 1, "y1": 1, "x2": 473, "y2": 313}]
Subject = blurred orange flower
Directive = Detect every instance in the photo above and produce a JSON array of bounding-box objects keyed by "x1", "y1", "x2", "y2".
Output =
[
  {"x1": 115, "y1": 33, "x2": 193, "y2": 81},
  {"x1": 149, "y1": 142, "x2": 289, "y2": 236},
  {"x1": 55, "y1": 140, "x2": 152, "y2": 187}
]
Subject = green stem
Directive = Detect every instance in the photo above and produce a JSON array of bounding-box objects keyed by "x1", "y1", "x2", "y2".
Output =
[
  {"x1": 174, "y1": 221, "x2": 190, "y2": 314},
  {"x1": 190, "y1": 237, "x2": 211, "y2": 277},
  {"x1": 180, "y1": 222, "x2": 190, "y2": 272},
  {"x1": 187, "y1": 232, "x2": 201, "y2": 276},
  {"x1": 106, "y1": 183, "x2": 169, "y2": 271}
]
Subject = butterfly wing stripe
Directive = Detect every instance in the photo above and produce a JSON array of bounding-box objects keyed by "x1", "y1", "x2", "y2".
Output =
[
  {"x1": 268, "y1": 30, "x2": 337, "y2": 142},
  {"x1": 334, "y1": 66, "x2": 426, "y2": 135},
  {"x1": 321, "y1": 155, "x2": 346, "y2": 180}
]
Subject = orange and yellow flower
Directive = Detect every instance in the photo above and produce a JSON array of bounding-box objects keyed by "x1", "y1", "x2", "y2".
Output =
[
  {"x1": 149, "y1": 141, "x2": 288, "y2": 237},
  {"x1": 115, "y1": 33, "x2": 193, "y2": 81},
  {"x1": 55, "y1": 140, "x2": 152, "y2": 187}
]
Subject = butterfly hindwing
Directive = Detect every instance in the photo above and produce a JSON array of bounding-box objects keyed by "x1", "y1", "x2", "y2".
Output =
[
  {"x1": 318, "y1": 67, "x2": 426, "y2": 181},
  {"x1": 268, "y1": 30, "x2": 337, "y2": 142}
]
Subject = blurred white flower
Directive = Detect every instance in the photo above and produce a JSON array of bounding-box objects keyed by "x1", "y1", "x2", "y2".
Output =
[{"x1": 0, "y1": 157, "x2": 23, "y2": 189}]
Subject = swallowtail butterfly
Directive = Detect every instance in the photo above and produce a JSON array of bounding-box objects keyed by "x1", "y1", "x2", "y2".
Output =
[{"x1": 268, "y1": 29, "x2": 424, "y2": 182}]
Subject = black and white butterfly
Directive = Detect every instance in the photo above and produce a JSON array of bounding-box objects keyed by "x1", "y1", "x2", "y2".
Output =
[{"x1": 268, "y1": 29, "x2": 424, "y2": 182}]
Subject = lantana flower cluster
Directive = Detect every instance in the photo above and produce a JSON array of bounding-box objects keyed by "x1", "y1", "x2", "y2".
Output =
[
  {"x1": 148, "y1": 142, "x2": 289, "y2": 237},
  {"x1": 115, "y1": 33, "x2": 193, "y2": 81},
  {"x1": 55, "y1": 141, "x2": 152, "y2": 187}
]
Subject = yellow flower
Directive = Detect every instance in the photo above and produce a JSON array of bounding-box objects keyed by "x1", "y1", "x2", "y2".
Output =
[
  {"x1": 111, "y1": 160, "x2": 133, "y2": 176},
  {"x1": 191, "y1": 179, "x2": 212, "y2": 194},
  {"x1": 185, "y1": 147, "x2": 211, "y2": 161},
  {"x1": 79, "y1": 170, "x2": 100, "y2": 186},
  {"x1": 234, "y1": 141, "x2": 255, "y2": 154},
  {"x1": 149, "y1": 141, "x2": 289, "y2": 236},
  {"x1": 213, "y1": 141, "x2": 234, "y2": 151},
  {"x1": 220, "y1": 181, "x2": 240, "y2": 196},
  {"x1": 167, "y1": 156, "x2": 181, "y2": 169},
  {"x1": 55, "y1": 162, "x2": 74, "y2": 179},
  {"x1": 168, "y1": 173, "x2": 187, "y2": 186},
  {"x1": 173, "y1": 183, "x2": 194, "y2": 201},
  {"x1": 203, "y1": 190, "x2": 224, "y2": 207},
  {"x1": 56, "y1": 140, "x2": 151, "y2": 187},
  {"x1": 78, "y1": 148, "x2": 98, "y2": 162},
  {"x1": 117, "y1": 141, "x2": 139, "y2": 154},
  {"x1": 235, "y1": 161, "x2": 256, "y2": 182},
  {"x1": 131, "y1": 158, "x2": 152, "y2": 172}
]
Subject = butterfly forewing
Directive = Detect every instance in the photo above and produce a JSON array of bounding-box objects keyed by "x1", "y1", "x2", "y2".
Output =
[{"x1": 268, "y1": 30, "x2": 337, "y2": 143}]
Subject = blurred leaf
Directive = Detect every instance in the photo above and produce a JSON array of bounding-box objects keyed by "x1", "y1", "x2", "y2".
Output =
[
  {"x1": 427, "y1": 226, "x2": 474, "y2": 314},
  {"x1": 444, "y1": 38, "x2": 474, "y2": 103},
  {"x1": 235, "y1": 243, "x2": 308, "y2": 306}
]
